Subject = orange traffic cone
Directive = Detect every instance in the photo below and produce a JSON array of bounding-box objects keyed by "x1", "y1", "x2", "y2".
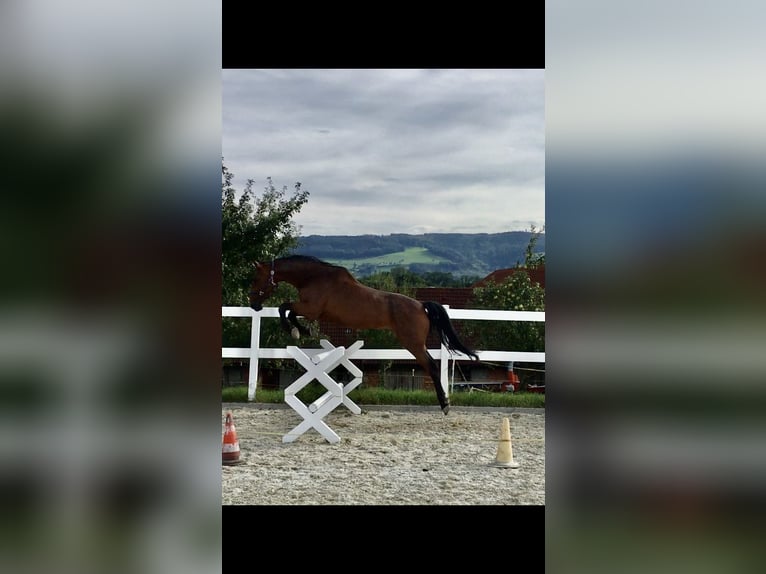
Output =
[
  {"x1": 222, "y1": 411, "x2": 242, "y2": 465},
  {"x1": 491, "y1": 416, "x2": 520, "y2": 468}
]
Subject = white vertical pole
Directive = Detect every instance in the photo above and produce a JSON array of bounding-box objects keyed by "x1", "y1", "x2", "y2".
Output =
[
  {"x1": 248, "y1": 311, "x2": 261, "y2": 401},
  {"x1": 450, "y1": 358, "x2": 456, "y2": 395},
  {"x1": 441, "y1": 305, "x2": 450, "y2": 398}
]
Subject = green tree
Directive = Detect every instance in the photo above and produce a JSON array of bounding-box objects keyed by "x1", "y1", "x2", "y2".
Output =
[
  {"x1": 465, "y1": 229, "x2": 546, "y2": 354},
  {"x1": 222, "y1": 162, "x2": 309, "y2": 305},
  {"x1": 222, "y1": 161, "x2": 310, "y2": 348},
  {"x1": 417, "y1": 271, "x2": 482, "y2": 287},
  {"x1": 520, "y1": 224, "x2": 545, "y2": 268},
  {"x1": 465, "y1": 272, "x2": 545, "y2": 352}
]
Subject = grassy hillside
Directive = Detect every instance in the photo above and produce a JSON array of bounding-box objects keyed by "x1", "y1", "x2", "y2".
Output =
[
  {"x1": 327, "y1": 247, "x2": 451, "y2": 274},
  {"x1": 294, "y1": 231, "x2": 545, "y2": 277}
]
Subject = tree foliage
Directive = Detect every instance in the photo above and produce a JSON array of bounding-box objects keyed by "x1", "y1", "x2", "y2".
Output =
[
  {"x1": 222, "y1": 161, "x2": 310, "y2": 348},
  {"x1": 222, "y1": 162, "x2": 309, "y2": 305},
  {"x1": 464, "y1": 271, "x2": 545, "y2": 353},
  {"x1": 521, "y1": 224, "x2": 545, "y2": 268},
  {"x1": 360, "y1": 267, "x2": 427, "y2": 294}
]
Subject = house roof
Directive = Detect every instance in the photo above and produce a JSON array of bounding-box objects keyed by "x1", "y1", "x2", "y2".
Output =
[{"x1": 472, "y1": 266, "x2": 545, "y2": 289}]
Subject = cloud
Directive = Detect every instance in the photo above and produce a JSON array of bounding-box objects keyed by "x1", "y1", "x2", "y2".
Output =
[{"x1": 223, "y1": 69, "x2": 545, "y2": 236}]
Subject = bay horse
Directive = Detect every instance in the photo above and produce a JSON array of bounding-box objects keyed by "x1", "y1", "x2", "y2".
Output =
[{"x1": 248, "y1": 255, "x2": 479, "y2": 414}]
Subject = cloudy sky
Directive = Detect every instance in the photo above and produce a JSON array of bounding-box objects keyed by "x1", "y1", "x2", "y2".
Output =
[{"x1": 222, "y1": 69, "x2": 544, "y2": 236}]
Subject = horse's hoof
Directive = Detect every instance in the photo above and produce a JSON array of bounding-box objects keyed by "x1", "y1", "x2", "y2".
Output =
[
  {"x1": 291, "y1": 327, "x2": 300, "y2": 340},
  {"x1": 441, "y1": 404, "x2": 450, "y2": 415}
]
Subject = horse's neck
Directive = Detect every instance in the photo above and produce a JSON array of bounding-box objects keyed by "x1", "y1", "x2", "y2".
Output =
[
  {"x1": 276, "y1": 260, "x2": 321, "y2": 288},
  {"x1": 276, "y1": 259, "x2": 353, "y2": 289}
]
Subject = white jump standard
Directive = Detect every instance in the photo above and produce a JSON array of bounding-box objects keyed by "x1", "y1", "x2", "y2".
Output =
[{"x1": 282, "y1": 339, "x2": 364, "y2": 444}]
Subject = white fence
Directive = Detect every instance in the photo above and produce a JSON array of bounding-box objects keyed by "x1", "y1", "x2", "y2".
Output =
[{"x1": 222, "y1": 306, "x2": 545, "y2": 401}]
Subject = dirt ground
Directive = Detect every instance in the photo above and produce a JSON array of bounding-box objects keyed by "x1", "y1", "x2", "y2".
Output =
[{"x1": 221, "y1": 403, "x2": 545, "y2": 505}]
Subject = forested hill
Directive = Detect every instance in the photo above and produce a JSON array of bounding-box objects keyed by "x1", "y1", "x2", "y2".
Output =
[{"x1": 293, "y1": 231, "x2": 545, "y2": 278}]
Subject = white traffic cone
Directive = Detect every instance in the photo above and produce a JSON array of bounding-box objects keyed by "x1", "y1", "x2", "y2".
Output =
[{"x1": 491, "y1": 416, "x2": 519, "y2": 468}]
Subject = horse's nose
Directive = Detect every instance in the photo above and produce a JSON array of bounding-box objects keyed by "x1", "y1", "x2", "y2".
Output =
[{"x1": 250, "y1": 302, "x2": 262, "y2": 312}]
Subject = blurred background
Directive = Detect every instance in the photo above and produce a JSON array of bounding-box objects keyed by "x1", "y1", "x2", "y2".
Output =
[
  {"x1": 546, "y1": 1, "x2": 766, "y2": 572},
  {"x1": 3, "y1": 0, "x2": 766, "y2": 572},
  {"x1": 0, "y1": 2, "x2": 221, "y2": 573}
]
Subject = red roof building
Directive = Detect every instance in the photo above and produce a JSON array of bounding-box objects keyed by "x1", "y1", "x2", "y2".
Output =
[{"x1": 472, "y1": 266, "x2": 545, "y2": 289}]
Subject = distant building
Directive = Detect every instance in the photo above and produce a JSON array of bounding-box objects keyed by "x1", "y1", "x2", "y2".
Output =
[{"x1": 472, "y1": 266, "x2": 545, "y2": 289}]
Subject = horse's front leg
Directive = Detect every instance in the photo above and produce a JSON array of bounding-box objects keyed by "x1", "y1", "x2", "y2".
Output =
[
  {"x1": 289, "y1": 310, "x2": 312, "y2": 339},
  {"x1": 278, "y1": 302, "x2": 294, "y2": 334},
  {"x1": 279, "y1": 302, "x2": 312, "y2": 340}
]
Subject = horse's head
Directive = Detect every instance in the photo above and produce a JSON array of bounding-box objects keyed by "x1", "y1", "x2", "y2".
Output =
[{"x1": 249, "y1": 260, "x2": 276, "y2": 311}]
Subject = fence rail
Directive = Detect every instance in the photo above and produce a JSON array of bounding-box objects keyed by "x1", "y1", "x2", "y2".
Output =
[{"x1": 222, "y1": 306, "x2": 545, "y2": 401}]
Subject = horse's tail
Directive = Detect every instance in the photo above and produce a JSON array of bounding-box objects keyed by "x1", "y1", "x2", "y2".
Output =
[{"x1": 422, "y1": 301, "x2": 479, "y2": 360}]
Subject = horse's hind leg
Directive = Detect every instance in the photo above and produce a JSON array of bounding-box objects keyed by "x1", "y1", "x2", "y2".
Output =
[
  {"x1": 395, "y1": 313, "x2": 450, "y2": 415},
  {"x1": 412, "y1": 347, "x2": 450, "y2": 415},
  {"x1": 427, "y1": 354, "x2": 450, "y2": 415}
]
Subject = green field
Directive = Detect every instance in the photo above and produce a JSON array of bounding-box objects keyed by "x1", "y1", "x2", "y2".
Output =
[{"x1": 328, "y1": 247, "x2": 450, "y2": 272}]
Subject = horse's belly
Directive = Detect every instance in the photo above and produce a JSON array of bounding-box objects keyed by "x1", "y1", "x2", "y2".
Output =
[{"x1": 320, "y1": 309, "x2": 389, "y2": 331}]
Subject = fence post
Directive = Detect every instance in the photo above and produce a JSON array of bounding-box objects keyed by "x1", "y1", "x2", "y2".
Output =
[
  {"x1": 248, "y1": 312, "x2": 261, "y2": 401},
  {"x1": 441, "y1": 305, "x2": 450, "y2": 398},
  {"x1": 223, "y1": 305, "x2": 544, "y2": 402}
]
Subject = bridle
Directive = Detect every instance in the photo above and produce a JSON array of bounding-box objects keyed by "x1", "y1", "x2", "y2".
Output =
[{"x1": 252, "y1": 259, "x2": 277, "y2": 298}]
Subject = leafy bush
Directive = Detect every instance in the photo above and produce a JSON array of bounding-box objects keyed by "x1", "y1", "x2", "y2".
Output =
[{"x1": 463, "y1": 271, "x2": 545, "y2": 352}]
